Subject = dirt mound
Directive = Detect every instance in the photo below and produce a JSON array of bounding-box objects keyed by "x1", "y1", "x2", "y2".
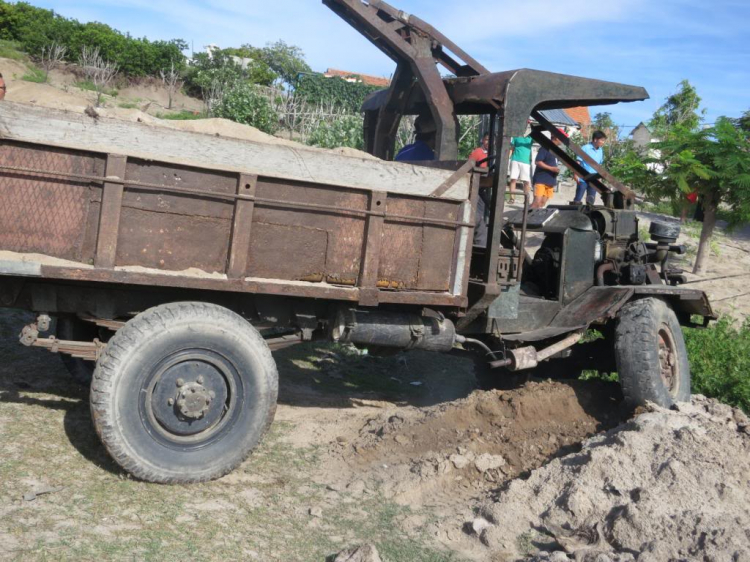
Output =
[
  {"x1": 322, "y1": 381, "x2": 622, "y2": 508},
  {"x1": 469, "y1": 396, "x2": 750, "y2": 561}
]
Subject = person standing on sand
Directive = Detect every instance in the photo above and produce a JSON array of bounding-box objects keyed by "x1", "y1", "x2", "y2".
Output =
[
  {"x1": 574, "y1": 130, "x2": 607, "y2": 205},
  {"x1": 531, "y1": 133, "x2": 565, "y2": 209},
  {"x1": 508, "y1": 134, "x2": 533, "y2": 204}
]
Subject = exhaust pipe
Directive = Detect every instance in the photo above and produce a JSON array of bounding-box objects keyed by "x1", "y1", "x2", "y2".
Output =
[
  {"x1": 489, "y1": 331, "x2": 585, "y2": 371},
  {"x1": 332, "y1": 308, "x2": 457, "y2": 352}
]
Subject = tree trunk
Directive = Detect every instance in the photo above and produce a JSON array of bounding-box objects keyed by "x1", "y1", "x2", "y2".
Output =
[{"x1": 693, "y1": 191, "x2": 718, "y2": 275}]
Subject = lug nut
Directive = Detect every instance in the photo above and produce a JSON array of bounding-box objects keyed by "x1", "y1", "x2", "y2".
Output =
[
  {"x1": 168, "y1": 398, "x2": 174, "y2": 406},
  {"x1": 197, "y1": 375, "x2": 204, "y2": 384},
  {"x1": 176, "y1": 378, "x2": 185, "y2": 387},
  {"x1": 209, "y1": 391, "x2": 216, "y2": 399}
]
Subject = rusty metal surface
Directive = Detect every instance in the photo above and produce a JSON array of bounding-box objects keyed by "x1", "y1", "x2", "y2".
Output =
[
  {"x1": 0, "y1": 142, "x2": 104, "y2": 261},
  {"x1": 552, "y1": 286, "x2": 634, "y2": 328}
]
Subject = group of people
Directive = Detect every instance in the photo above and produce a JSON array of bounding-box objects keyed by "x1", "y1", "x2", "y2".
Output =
[
  {"x1": 508, "y1": 129, "x2": 608, "y2": 209},
  {"x1": 394, "y1": 113, "x2": 608, "y2": 211}
]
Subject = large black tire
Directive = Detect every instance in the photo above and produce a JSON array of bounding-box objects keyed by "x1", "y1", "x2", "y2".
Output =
[
  {"x1": 614, "y1": 298, "x2": 691, "y2": 409},
  {"x1": 90, "y1": 302, "x2": 278, "y2": 484},
  {"x1": 57, "y1": 317, "x2": 97, "y2": 386}
]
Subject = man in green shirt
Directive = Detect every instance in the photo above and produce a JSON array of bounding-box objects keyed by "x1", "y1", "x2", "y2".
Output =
[{"x1": 509, "y1": 135, "x2": 532, "y2": 204}]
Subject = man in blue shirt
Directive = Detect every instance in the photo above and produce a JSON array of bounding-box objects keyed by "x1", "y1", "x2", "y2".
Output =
[
  {"x1": 574, "y1": 130, "x2": 607, "y2": 205},
  {"x1": 395, "y1": 114, "x2": 437, "y2": 162}
]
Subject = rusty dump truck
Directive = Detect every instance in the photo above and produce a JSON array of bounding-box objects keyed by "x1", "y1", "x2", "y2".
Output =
[{"x1": 0, "y1": 0, "x2": 714, "y2": 483}]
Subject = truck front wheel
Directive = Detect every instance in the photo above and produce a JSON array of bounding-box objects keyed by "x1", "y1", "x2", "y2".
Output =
[
  {"x1": 90, "y1": 302, "x2": 278, "y2": 484},
  {"x1": 614, "y1": 298, "x2": 690, "y2": 409}
]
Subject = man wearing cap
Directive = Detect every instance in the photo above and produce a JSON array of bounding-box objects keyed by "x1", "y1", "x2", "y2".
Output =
[{"x1": 395, "y1": 114, "x2": 437, "y2": 162}]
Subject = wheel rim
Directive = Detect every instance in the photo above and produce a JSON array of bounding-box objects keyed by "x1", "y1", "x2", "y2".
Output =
[
  {"x1": 141, "y1": 349, "x2": 243, "y2": 449},
  {"x1": 658, "y1": 325, "x2": 679, "y2": 396}
]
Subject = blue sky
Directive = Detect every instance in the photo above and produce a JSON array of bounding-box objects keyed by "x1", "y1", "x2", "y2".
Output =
[{"x1": 26, "y1": 0, "x2": 750, "y2": 134}]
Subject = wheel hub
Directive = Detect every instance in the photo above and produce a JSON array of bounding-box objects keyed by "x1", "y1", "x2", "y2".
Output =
[
  {"x1": 176, "y1": 381, "x2": 215, "y2": 420},
  {"x1": 149, "y1": 358, "x2": 230, "y2": 438}
]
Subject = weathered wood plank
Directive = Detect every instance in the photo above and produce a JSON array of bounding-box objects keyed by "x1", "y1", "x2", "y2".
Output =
[
  {"x1": 0, "y1": 101, "x2": 471, "y2": 201},
  {"x1": 94, "y1": 154, "x2": 127, "y2": 268},
  {"x1": 227, "y1": 174, "x2": 257, "y2": 279}
]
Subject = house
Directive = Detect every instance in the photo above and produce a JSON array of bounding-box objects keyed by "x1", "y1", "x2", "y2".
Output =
[
  {"x1": 564, "y1": 106, "x2": 592, "y2": 138},
  {"x1": 323, "y1": 68, "x2": 391, "y2": 88},
  {"x1": 630, "y1": 122, "x2": 654, "y2": 150}
]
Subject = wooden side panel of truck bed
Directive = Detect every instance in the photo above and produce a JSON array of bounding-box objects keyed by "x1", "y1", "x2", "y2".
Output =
[{"x1": 0, "y1": 106, "x2": 477, "y2": 309}]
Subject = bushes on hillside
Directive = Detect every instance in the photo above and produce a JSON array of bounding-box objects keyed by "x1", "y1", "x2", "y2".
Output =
[
  {"x1": 0, "y1": 1, "x2": 186, "y2": 76},
  {"x1": 295, "y1": 73, "x2": 381, "y2": 113},
  {"x1": 216, "y1": 84, "x2": 279, "y2": 134}
]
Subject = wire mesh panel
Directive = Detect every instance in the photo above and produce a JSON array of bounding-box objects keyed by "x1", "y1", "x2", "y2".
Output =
[{"x1": 0, "y1": 142, "x2": 104, "y2": 261}]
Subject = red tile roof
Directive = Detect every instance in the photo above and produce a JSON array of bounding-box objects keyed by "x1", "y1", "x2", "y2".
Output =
[
  {"x1": 565, "y1": 106, "x2": 592, "y2": 131},
  {"x1": 324, "y1": 68, "x2": 391, "y2": 88}
]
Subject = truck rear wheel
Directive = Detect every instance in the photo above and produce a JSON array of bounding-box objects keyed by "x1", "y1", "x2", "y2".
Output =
[
  {"x1": 90, "y1": 302, "x2": 278, "y2": 484},
  {"x1": 614, "y1": 298, "x2": 690, "y2": 409}
]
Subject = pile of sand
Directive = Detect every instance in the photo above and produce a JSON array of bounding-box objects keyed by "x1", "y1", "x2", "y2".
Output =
[
  {"x1": 470, "y1": 396, "x2": 750, "y2": 561},
  {"x1": 323, "y1": 381, "x2": 623, "y2": 508}
]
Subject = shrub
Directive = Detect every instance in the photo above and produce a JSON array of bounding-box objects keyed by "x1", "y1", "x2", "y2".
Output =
[
  {"x1": 21, "y1": 66, "x2": 46, "y2": 83},
  {"x1": 157, "y1": 110, "x2": 205, "y2": 121},
  {"x1": 306, "y1": 114, "x2": 364, "y2": 150},
  {"x1": 295, "y1": 73, "x2": 381, "y2": 113},
  {"x1": 685, "y1": 317, "x2": 750, "y2": 413},
  {"x1": 216, "y1": 84, "x2": 278, "y2": 134}
]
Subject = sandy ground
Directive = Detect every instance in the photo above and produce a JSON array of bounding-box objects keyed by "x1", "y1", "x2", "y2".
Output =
[{"x1": 1, "y1": 310, "x2": 748, "y2": 561}]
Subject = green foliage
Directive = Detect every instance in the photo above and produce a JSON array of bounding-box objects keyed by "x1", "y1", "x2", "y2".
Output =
[
  {"x1": 649, "y1": 79, "x2": 706, "y2": 136},
  {"x1": 157, "y1": 110, "x2": 205, "y2": 121},
  {"x1": 458, "y1": 115, "x2": 482, "y2": 160},
  {"x1": 21, "y1": 66, "x2": 45, "y2": 83},
  {"x1": 733, "y1": 109, "x2": 750, "y2": 135},
  {"x1": 592, "y1": 111, "x2": 620, "y2": 140},
  {"x1": 258, "y1": 40, "x2": 311, "y2": 88},
  {"x1": 216, "y1": 84, "x2": 278, "y2": 134},
  {"x1": 74, "y1": 79, "x2": 117, "y2": 97},
  {"x1": 0, "y1": 38, "x2": 26, "y2": 60},
  {"x1": 656, "y1": 118, "x2": 750, "y2": 229},
  {"x1": 306, "y1": 114, "x2": 364, "y2": 150},
  {"x1": 183, "y1": 50, "x2": 243, "y2": 99},
  {"x1": 0, "y1": 1, "x2": 186, "y2": 77},
  {"x1": 685, "y1": 317, "x2": 750, "y2": 413},
  {"x1": 296, "y1": 73, "x2": 381, "y2": 113}
]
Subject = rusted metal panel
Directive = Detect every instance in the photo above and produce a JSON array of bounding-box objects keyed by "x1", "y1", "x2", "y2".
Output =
[
  {"x1": 247, "y1": 222, "x2": 328, "y2": 281},
  {"x1": 0, "y1": 141, "x2": 103, "y2": 261},
  {"x1": 123, "y1": 158, "x2": 237, "y2": 219},
  {"x1": 358, "y1": 191, "x2": 387, "y2": 305},
  {"x1": 418, "y1": 199, "x2": 458, "y2": 291},
  {"x1": 379, "y1": 196, "x2": 424, "y2": 289},
  {"x1": 94, "y1": 154, "x2": 128, "y2": 269},
  {"x1": 115, "y1": 208, "x2": 231, "y2": 273},
  {"x1": 227, "y1": 174, "x2": 258, "y2": 279},
  {"x1": 36, "y1": 264, "x2": 467, "y2": 308},
  {"x1": 253, "y1": 178, "x2": 367, "y2": 284}
]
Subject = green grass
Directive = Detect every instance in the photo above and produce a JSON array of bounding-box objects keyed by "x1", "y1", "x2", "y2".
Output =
[
  {"x1": 117, "y1": 101, "x2": 139, "y2": 109},
  {"x1": 21, "y1": 66, "x2": 47, "y2": 83},
  {"x1": 156, "y1": 110, "x2": 205, "y2": 120},
  {"x1": 685, "y1": 317, "x2": 750, "y2": 413},
  {"x1": 0, "y1": 39, "x2": 27, "y2": 60},
  {"x1": 74, "y1": 80, "x2": 118, "y2": 97}
]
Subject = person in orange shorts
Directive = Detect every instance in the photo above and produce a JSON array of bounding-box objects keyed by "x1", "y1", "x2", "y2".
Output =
[{"x1": 531, "y1": 133, "x2": 564, "y2": 209}]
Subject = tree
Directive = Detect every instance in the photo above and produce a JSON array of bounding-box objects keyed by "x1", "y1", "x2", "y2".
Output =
[
  {"x1": 656, "y1": 118, "x2": 750, "y2": 274},
  {"x1": 259, "y1": 40, "x2": 311, "y2": 89},
  {"x1": 160, "y1": 60, "x2": 183, "y2": 110},
  {"x1": 591, "y1": 112, "x2": 620, "y2": 140},
  {"x1": 39, "y1": 41, "x2": 66, "y2": 82},
  {"x1": 78, "y1": 45, "x2": 118, "y2": 107},
  {"x1": 733, "y1": 109, "x2": 750, "y2": 135},
  {"x1": 649, "y1": 80, "x2": 706, "y2": 135}
]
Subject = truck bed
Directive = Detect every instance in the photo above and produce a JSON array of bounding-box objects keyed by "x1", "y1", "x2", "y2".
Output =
[{"x1": 0, "y1": 103, "x2": 477, "y2": 308}]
